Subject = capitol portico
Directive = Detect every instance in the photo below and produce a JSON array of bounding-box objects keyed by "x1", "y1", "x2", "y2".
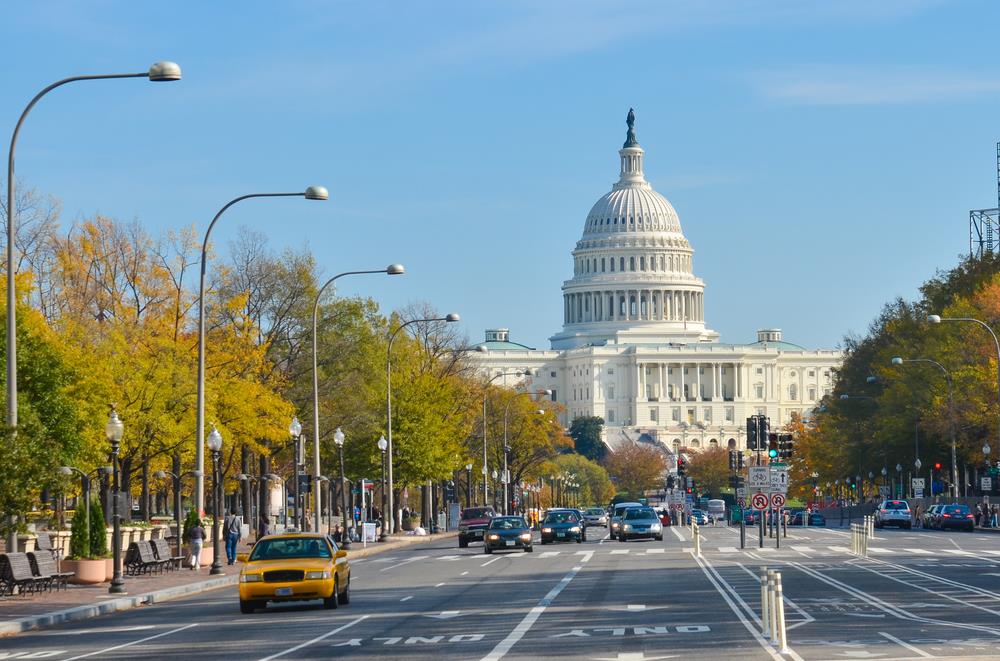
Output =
[{"x1": 475, "y1": 111, "x2": 841, "y2": 453}]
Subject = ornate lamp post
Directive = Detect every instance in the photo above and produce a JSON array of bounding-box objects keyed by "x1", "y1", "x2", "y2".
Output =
[
  {"x1": 465, "y1": 464, "x2": 473, "y2": 508},
  {"x1": 377, "y1": 435, "x2": 388, "y2": 541},
  {"x1": 289, "y1": 417, "x2": 303, "y2": 529},
  {"x1": 334, "y1": 428, "x2": 350, "y2": 548},
  {"x1": 207, "y1": 426, "x2": 224, "y2": 575},
  {"x1": 106, "y1": 409, "x2": 126, "y2": 594},
  {"x1": 154, "y1": 468, "x2": 202, "y2": 560},
  {"x1": 895, "y1": 463, "x2": 902, "y2": 498}
]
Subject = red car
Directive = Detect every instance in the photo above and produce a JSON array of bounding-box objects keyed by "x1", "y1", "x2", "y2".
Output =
[{"x1": 458, "y1": 506, "x2": 496, "y2": 547}]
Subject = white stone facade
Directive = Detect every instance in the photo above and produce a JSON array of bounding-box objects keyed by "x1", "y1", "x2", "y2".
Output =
[{"x1": 475, "y1": 112, "x2": 841, "y2": 452}]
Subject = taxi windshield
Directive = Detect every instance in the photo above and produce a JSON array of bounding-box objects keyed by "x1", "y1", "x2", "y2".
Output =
[{"x1": 250, "y1": 537, "x2": 331, "y2": 561}]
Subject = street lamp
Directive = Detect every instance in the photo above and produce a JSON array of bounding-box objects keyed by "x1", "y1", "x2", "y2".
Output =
[
  {"x1": 194, "y1": 187, "x2": 327, "y2": 514},
  {"x1": 385, "y1": 313, "x2": 460, "y2": 534},
  {"x1": 928, "y1": 314, "x2": 1000, "y2": 465},
  {"x1": 154, "y1": 468, "x2": 202, "y2": 561},
  {"x1": 312, "y1": 265, "x2": 404, "y2": 533},
  {"x1": 501, "y1": 391, "x2": 550, "y2": 514},
  {"x1": 6, "y1": 61, "x2": 181, "y2": 436},
  {"x1": 891, "y1": 356, "x2": 958, "y2": 497},
  {"x1": 482, "y1": 369, "x2": 532, "y2": 507},
  {"x1": 334, "y1": 428, "x2": 350, "y2": 548},
  {"x1": 377, "y1": 435, "x2": 388, "y2": 542},
  {"x1": 465, "y1": 464, "x2": 473, "y2": 509},
  {"x1": 895, "y1": 463, "x2": 903, "y2": 497},
  {"x1": 58, "y1": 465, "x2": 109, "y2": 565},
  {"x1": 289, "y1": 417, "x2": 303, "y2": 530},
  {"x1": 207, "y1": 426, "x2": 224, "y2": 575},
  {"x1": 106, "y1": 409, "x2": 125, "y2": 594}
]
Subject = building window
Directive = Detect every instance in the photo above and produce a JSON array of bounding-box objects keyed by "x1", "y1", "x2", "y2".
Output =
[
  {"x1": 620, "y1": 257, "x2": 625, "y2": 271},
  {"x1": 607, "y1": 409, "x2": 615, "y2": 423},
  {"x1": 601, "y1": 258, "x2": 606, "y2": 272},
  {"x1": 699, "y1": 366, "x2": 704, "y2": 374},
  {"x1": 668, "y1": 367, "x2": 673, "y2": 375},
  {"x1": 721, "y1": 367, "x2": 727, "y2": 374},
  {"x1": 573, "y1": 389, "x2": 577, "y2": 401},
  {"x1": 610, "y1": 259, "x2": 615, "y2": 272},
  {"x1": 725, "y1": 407, "x2": 734, "y2": 422},
  {"x1": 550, "y1": 390, "x2": 557, "y2": 402},
  {"x1": 608, "y1": 385, "x2": 615, "y2": 400},
  {"x1": 586, "y1": 387, "x2": 590, "y2": 399},
  {"x1": 672, "y1": 407, "x2": 681, "y2": 422},
  {"x1": 607, "y1": 367, "x2": 614, "y2": 375},
  {"x1": 756, "y1": 367, "x2": 763, "y2": 375},
  {"x1": 649, "y1": 408, "x2": 658, "y2": 421},
  {"x1": 646, "y1": 385, "x2": 653, "y2": 399},
  {"x1": 687, "y1": 408, "x2": 696, "y2": 424},
  {"x1": 630, "y1": 256, "x2": 636, "y2": 271},
  {"x1": 790, "y1": 371, "x2": 796, "y2": 377},
  {"x1": 672, "y1": 439, "x2": 681, "y2": 452},
  {"x1": 703, "y1": 408, "x2": 712, "y2": 422},
  {"x1": 550, "y1": 371, "x2": 557, "y2": 378},
  {"x1": 789, "y1": 384, "x2": 798, "y2": 401},
  {"x1": 808, "y1": 387, "x2": 816, "y2": 401},
  {"x1": 809, "y1": 370, "x2": 815, "y2": 377},
  {"x1": 640, "y1": 256, "x2": 646, "y2": 270},
  {"x1": 756, "y1": 407, "x2": 766, "y2": 416},
  {"x1": 755, "y1": 384, "x2": 764, "y2": 399}
]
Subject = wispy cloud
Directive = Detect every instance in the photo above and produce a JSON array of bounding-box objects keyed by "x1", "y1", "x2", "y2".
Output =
[{"x1": 753, "y1": 67, "x2": 1000, "y2": 106}]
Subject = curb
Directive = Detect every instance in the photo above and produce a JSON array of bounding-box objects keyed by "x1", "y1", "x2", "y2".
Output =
[{"x1": 0, "y1": 530, "x2": 457, "y2": 637}]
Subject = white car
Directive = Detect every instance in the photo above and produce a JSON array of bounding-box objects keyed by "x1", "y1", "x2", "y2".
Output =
[{"x1": 874, "y1": 499, "x2": 912, "y2": 529}]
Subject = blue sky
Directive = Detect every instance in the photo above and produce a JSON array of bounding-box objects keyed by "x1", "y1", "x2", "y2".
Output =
[{"x1": 2, "y1": 1, "x2": 998, "y2": 350}]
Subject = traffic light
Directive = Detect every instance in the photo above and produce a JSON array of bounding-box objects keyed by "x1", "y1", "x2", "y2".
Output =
[
  {"x1": 728, "y1": 450, "x2": 738, "y2": 471},
  {"x1": 933, "y1": 462, "x2": 942, "y2": 471},
  {"x1": 677, "y1": 457, "x2": 687, "y2": 478},
  {"x1": 778, "y1": 433, "x2": 794, "y2": 459},
  {"x1": 747, "y1": 417, "x2": 758, "y2": 450},
  {"x1": 737, "y1": 453, "x2": 746, "y2": 470},
  {"x1": 666, "y1": 475, "x2": 676, "y2": 489},
  {"x1": 444, "y1": 480, "x2": 456, "y2": 502},
  {"x1": 767, "y1": 432, "x2": 779, "y2": 459}
]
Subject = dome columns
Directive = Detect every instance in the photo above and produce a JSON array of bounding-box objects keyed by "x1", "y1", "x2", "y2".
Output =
[{"x1": 563, "y1": 287, "x2": 705, "y2": 325}]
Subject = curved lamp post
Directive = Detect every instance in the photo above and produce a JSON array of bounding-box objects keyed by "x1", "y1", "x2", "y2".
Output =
[
  {"x1": 482, "y1": 369, "x2": 531, "y2": 506},
  {"x1": 194, "y1": 186, "x2": 327, "y2": 514},
  {"x1": 6, "y1": 62, "x2": 181, "y2": 429},
  {"x1": 207, "y1": 426, "x2": 224, "y2": 575},
  {"x1": 500, "y1": 391, "x2": 550, "y2": 514},
  {"x1": 312, "y1": 264, "x2": 403, "y2": 533},
  {"x1": 106, "y1": 409, "x2": 125, "y2": 594},
  {"x1": 289, "y1": 417, "x2": 303, "y2": 529},
  {"x1": 154, "y1": 468, "x2": 202, "y2": 561},
  {"x1": 377, "y1": 435, "x2": 388, "y2": 541},
  {"x1": 333, "y1": 428, "x2": 349, "y2": 548},
  {"x1": 385, "y1": 313, "x2": 460, "y2": 534},
  {"x1": 891, "y1": 356, "x2": 958, "y2": 497},
  {"x1": 928, "y1": 314, "x2": 1000, "y2": 464}
]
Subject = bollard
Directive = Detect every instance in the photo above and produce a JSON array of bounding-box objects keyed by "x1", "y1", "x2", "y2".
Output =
[
  {"x1": 767, "y1": 569, "x2": 778, "y2": 643},
  {"x1": 740, "y1": 515, "x2": 746, "y2": 549},
  {"x1": 693, "y1": 522, "x2": 701, "y2": 557},
  {"x1": 760, "y1": 566, "x2": 770, "y2": 638},
  {"x1": 774, "y1": 571, "x2": 788, "y2": 653},
  {"x1": 862, "y1": 520, "x2": 869, "y2": 558}
]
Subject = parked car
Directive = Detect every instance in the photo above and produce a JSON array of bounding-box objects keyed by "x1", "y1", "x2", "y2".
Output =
[
  {"x1": 931, "y1": 503, "x2": 975, "y2": 532},
  {"x1": 609, "y1": 502, "x2": 643, "y2": 538},
  {"x1": 618, "y1": 507, "x2": 663, "y2": 542},
  {"x1": 540, "y1": 510, "x2": 584, "y2": 544},
  {"x1": 458, "y1": 506, "x2": 496, "y2": 548},
  {"x1": 742, "y1": 509, "x2": 760, "y2": 525},
  {"x1": 789, "y1": 510, "x2": 826, "y2": 526},
  {"x1": 583, "y1": 507, "x2": 608, "y2": 527},
  {"x1": 690, "y1": 509, "x2": 710, "y2": 525},
  {"x1": 874, "y1": 499, "x2": 912, "y2": 529},
  {"x1": 921, "y1": 504, "x2": 942, "y2": 529},
  {"x1": 484, "y1": 516, "x2": 533, "y2": 553}
]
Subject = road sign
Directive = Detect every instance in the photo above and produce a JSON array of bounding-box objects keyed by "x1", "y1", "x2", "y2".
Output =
[
  {"x1": 769, "y1": 466, "x2": 789, "y2": 492},
  {"x1": 914, "y1": 487, "x2": 924, "y2": 498},
  {"x1": 911, "y1": 478, "x2": 925, "y2": 489},
  {"x1": 736, "y1": 497, "x2": 746, "y2": 508},
  {"x1": 878, "y1": 486, "x2": 890, "y2": 497},
  {"x1": 749, "y1": 467, "x2": 769, "y2": 490},
  {"x1": 982, "y1": 477, "x2": 993, "y2": 491},
  {"x1": 751, "y1": 492, "x2": 769, "y2": 510},
  {"x1": 736, "y1": 487, "x2": 747, "y2": 498},
  {"x1": 770, "y1": 493, "x2": 786, "y2": 508}
]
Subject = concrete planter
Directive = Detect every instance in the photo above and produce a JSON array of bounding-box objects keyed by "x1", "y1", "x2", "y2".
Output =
[
  {"x1": 139, "y1": 528, "x2": 152, "y2": 541},
  {"x1": 63, "y1": 558, "x2": 107, "y2": 584}
]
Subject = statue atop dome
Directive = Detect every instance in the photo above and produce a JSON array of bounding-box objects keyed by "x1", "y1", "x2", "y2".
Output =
[{"x1": 623, "y1": 108, "x2": 639, "y2": 148}]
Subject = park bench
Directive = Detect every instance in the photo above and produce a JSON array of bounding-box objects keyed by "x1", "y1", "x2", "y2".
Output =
[
  {"x1": 125, "y1": 541, "x2": 169, "y2": 576},
  {"x1": 28, "y1": 551, "x2": 73, "y2": 591},
  {"x1": 33, "y1": 532, "x2": 62, "y2": 562},
  {"x1": 0, "y1": 552, "x2": 52, "y2": 595},
  {"x1": 151, "y1": 538, "x2": 184, "y2": 571}
]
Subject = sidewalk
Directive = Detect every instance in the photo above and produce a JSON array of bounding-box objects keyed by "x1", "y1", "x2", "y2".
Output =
[{"x1": 0, "y1": 530, "x2": 456, "y2": 636}]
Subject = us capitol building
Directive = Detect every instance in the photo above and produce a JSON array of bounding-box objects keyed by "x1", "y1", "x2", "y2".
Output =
[{"x1": 475, "y1": 110, "x2": 841, "y2": 453}]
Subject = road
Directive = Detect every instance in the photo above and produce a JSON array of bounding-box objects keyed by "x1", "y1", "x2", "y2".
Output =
[{"x1": 5, "y1": 522, "x2": 1000, "y2": 660}]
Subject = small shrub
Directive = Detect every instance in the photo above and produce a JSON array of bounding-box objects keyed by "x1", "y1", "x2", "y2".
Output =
[
  {"x1": 89, "y1": 499, "x2": 109, "y2": 558},
  {"x1": 68, "y1": 504, "x2": 90, "y2": 560}
]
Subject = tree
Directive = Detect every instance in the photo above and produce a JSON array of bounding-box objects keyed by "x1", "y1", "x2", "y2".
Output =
[
  {"x1": 685, "y1": 446, "x2": 729, "y2": 497},
  {"x1": 550, "y1": 453, "x2": 615, "y2": 506},
  {"x1": 569, "y1": 416, "x2": 606, "y2": 461},
  {"x1": 603, "y1": 442, "x2": 667, "y2": 499}
]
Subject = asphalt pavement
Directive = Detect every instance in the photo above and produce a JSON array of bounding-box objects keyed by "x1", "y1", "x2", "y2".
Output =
[{"x1": 4, "y1": 521, "x2": 1000, "y2": 660}]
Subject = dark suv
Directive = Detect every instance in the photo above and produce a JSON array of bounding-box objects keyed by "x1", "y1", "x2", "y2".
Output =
[{"x1": 458, "y1": 506, "x2": 496, "y2": 548}]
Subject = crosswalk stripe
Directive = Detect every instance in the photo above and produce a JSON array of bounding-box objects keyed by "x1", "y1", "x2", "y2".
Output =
[
  {"x1": 610, "y1": 549, "x2": 629, "y2": 555},
  {"x1": 790, "y1": 546, "x2": 815, "y2": 553},
  {"x1": 718, "y1": 546, "x2": 739, "y2": 553},
  {"x1": 539, "y1": 551, "x2": 560, "y2": 558},
  {"x1": 828, "y1": 546, "x2": 850, "y2": 553},
  {"x1": 438, "y1": 555, "x2": 460, "y2": 561},
  {"x1": 906, "y1": 548, "x2": 933, "y2": 555},
  {"x1": 645, "y1": 548, "x2": 666, "y2": 554}
]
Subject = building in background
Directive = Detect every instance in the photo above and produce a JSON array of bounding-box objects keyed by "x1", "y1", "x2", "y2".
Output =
[{"x1": 475, "y1": 110, "x2": 841, "y2": 454}]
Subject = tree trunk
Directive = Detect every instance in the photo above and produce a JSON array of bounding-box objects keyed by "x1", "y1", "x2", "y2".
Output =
[
  {"x1": 241, "y1": 447, "x2": 252, "y2": 519},
  {"x1": 141, "y1": 455, "x2": 150, "y2": 521}
]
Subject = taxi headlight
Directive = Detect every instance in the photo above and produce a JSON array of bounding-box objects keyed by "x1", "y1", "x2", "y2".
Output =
[
  {"x1": 651, "y1": 523, "x2": 661, "y2": 531},
  {"x1": 520, "y1": 533, "x2": 532, "y2": 541},
  {"x1": 542, "y1": 527, "x2": 553, "y2": 533},
  {"x1": 304, "y1": 570, "x2": 330, "y2": 580},
  {"x1": 240, "y1": 573, "x2": 262, "y2": 583},
  {"x1": 622, "y1": 524, "x2": 632, "y2": 531},
  {"x1": 569, "y1": 526, "x2": 581, "y2": 533},
  {"x1": 487, "y1": 534, "x2": 500, "y2": 541}
]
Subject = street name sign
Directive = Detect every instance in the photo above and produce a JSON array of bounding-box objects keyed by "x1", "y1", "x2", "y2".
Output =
[{"x1": 749, "y1": 467, "x2": 769, "y2": 490}]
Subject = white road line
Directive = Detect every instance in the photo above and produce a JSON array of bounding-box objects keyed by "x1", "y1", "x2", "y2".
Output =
[
  {"x1": 718, "y1": 546, "x2": 738, "y2": 553},
  {"x1": 435, "y1": 582, "x2": 446, "y2": 587},
  {"x1": 481, "y1": 556, "x2": 501, "y2": 567},
  {"x1": 645, "y1": 548, "x2": 666, "y2": 554},
  {"x1": 65, "y1": 624, "x2": 198, "y2": 661},
  {"x1": 461, "y1": 571, "x2": 469, "y2": 576},
  {"x1": 692, "y1": 554, "x2": 797, "y2": 661},
  {"x1": 258, "y1": 615, "x2": 368, "y2": 660},
  {"x1": 480, "y1": 565, "x2": 583, "y2": 661},
  {"x1": 827, "y1": 545, "x2": 850, "y2": 553},
  {"x1": 400, "y1": 596, "x2": 413, "y2": 602},
  {"x1": 906, "y1": 548, "x2": 933, "y2": 555},
  {"x1": 879, "y1": 631, "x2": 933, "y2": 658},
  {"x1": 579, "y1": 550, "x2": 594, "y2": 563},
  {"x1": 610, "y1": 549, "x2": 629, "y2": 555},
  {"x1": 379, "y1": 555, "x2": 428, "y2": 572},
  {"x1": 670, "y1": 526, "x2": 685, "y2": 541},
  {"x1": 540, "y1": 551, "x2": 560, "y2": 558},
  {"x1": 790, "y1": 546, "x2": 815, "y2": 553}
]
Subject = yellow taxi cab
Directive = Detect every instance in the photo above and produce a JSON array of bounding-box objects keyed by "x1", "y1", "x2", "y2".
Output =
[{"x1": 236, "y1": 532, "x2": 350, "y2": 613}]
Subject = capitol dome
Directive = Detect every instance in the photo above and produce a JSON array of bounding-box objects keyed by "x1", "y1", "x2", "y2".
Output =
[{"x1": 550, "y1": 109, "x2": 717, "y2": 350}]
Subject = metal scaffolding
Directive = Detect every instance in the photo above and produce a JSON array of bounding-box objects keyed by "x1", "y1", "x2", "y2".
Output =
[{"x1": 969, "y1": 142, "x2": 1000, "y2": 258}]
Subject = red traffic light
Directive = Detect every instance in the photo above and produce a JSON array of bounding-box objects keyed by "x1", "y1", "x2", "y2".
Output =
[
  {"x1": 934, "y1": 462, "x2": 942, "y2": 470},
  {"x1": 686, "y1": 488, "x2": 692, "y2": 494}
]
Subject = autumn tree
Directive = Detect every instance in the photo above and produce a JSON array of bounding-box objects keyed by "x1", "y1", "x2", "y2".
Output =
[
  {"x1": 548, "y1": 453, "x2": 615, "y2": 507},
  {"x1": 685, "y1": 446, "x2": 730, "y2": 497},
  {"x1": 603, "y1": 442, "x2": 667, "y2": 499}
]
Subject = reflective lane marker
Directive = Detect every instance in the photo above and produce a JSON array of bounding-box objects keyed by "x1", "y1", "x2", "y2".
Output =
[
  {"x1": 879, "y1": 631, "x2": 933, "y2": 658},
  {"x1": 610, "y1": 549, "x2": 629, "y2": 555},
  {"x1": 670, "y1": 527, "x2": 685, "y2": 541},
  {"x1": 258, "y1": 615, "x2": 369, "y2": 660},
  {"x1": 480, "y1": 566, "x2": 584, "y2": 661},
  {"x1": 481, "y1": 556, "x2": 501, "y2": 567},
  {"x1": 400, "y1": 596, "x2": 413, "y2": 602},
  {"x1": 65, "y1": 624, "x2": 198, "y2": 661}
]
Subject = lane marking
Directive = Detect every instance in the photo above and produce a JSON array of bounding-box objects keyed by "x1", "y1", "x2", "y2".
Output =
[
  {"x1": 540, "y1": 551, "x2": 560, "y2": 558},
  {"x1": 480, "y1": 565, "x2": 583, "y2": 661},
  {"x1": 645, "y1": 548, "x2": 665, "y2": 554},
  {"x1": 610, "y1": 549, "x2": 629, "y2": 555},
  {"x1": 670, "y1": 527, "x2": 685, "y2": 541},
  {"x1": 65, "y1": 623, "x2": 198, "y2": 661},
  {"x1": 879, "y1": 631, "x2": 933, "y2": 658},
  {"x1": 718, "y1": 546, "x2": 738, "y2": 553},
  {"x1": 435, "y1": 582, "x2": 446, "y2": 587},
  {"x1": 579, "y1": 550, "x2": 594, "y2": 563},
  {"x1": 400, "y1": 596, "x2": 413, "y2": 602},
  {"x1": 481, "y1": 556, "x2": 501, "y2": 567},
  {"x1": 258, "y1": 615, "x2": 368, "y2": 660},
  {"x1": 461, "y1": 571, "x2": 469, "y2": 576},
  {"x1": 379, "y1": 555, "x2": 428, "y2": 572}
]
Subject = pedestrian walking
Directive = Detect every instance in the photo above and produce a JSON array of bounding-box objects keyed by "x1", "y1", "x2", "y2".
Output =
[
  {"x1": 992, "y1": 504, "x2": 999, "y2": 528},
  {"x1": 224, "y1": 508, "x2": 243, "y2": 565},
  {"x1": 187, "y1": 518, "x2": 206, "y2": 570}
]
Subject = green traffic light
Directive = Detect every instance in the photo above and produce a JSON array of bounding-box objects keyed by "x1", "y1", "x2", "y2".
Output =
[{"x1": 768, "y1": 449, "x2": 778, "y2": 458}]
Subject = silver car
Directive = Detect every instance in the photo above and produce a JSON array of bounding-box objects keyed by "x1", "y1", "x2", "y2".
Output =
[
  {"x1": 583, "y1": 507, "x2": 608, "y2": 527},
  {"x1": 875, "y1": 499, "x2": 912, "y2": 529},
  {"x1": 610, "y1": 502, "x2": 643, "y2": 539},
  {"x1": 619, "y1": 506, "x2": 664, "y2": 541}
]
